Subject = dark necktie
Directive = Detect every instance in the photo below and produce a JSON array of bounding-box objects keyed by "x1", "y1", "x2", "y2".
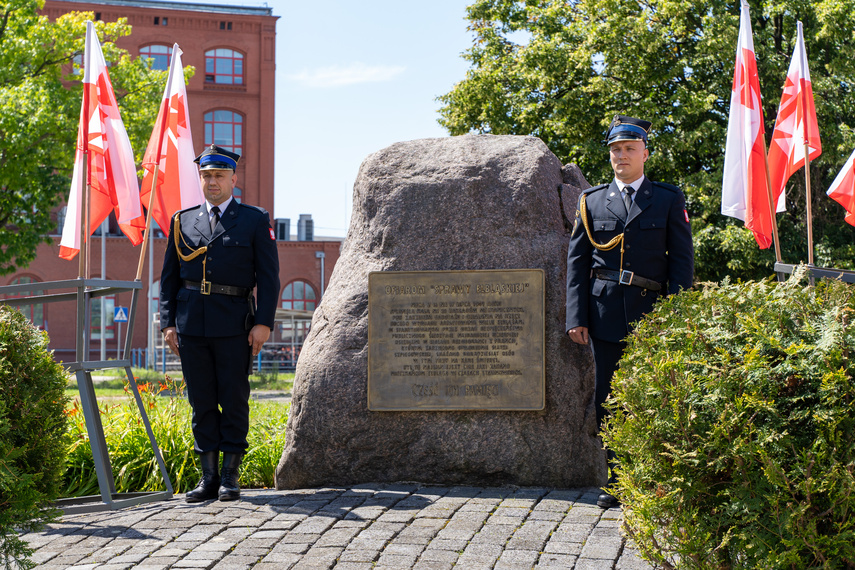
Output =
[
  {"x1": 623, "y1": 186, "x2": 635, "y2": 215},
  {"x1": 210, "y1": 206, "x2": 220, "y2": 232}
]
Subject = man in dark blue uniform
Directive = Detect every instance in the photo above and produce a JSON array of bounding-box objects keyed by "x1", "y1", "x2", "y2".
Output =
[
  {"x1": 566, "y1": 115, "x2": 694, "y2": 508},
  {"x1": 160, "y1": 144, "x2": 280, "y2": 502}
]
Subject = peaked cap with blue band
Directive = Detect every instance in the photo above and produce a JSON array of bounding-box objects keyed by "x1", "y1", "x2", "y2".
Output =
[
  {"x1": 605, "y1": 115, "x2": 652, "y2": 146},
  {"x1": 194, "y1": 144, "x2": 240, "y2": 171}
]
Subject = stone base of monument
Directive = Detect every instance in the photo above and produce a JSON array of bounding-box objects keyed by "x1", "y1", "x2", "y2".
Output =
[{"x1": 275, "y1": 134, "x2": 606, "y2": 489}]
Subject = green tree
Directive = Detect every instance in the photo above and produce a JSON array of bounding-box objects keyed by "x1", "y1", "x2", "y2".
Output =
[
  {"x1": 0, "y1": 0, "x2": 167, "y2": 275},
  {"x1": 439, "y1": 0, "x2": 855, "y2": 281}
]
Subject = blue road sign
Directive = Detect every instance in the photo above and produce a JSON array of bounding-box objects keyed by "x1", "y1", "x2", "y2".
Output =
[{"x1": 113, "y1": 306, "x2": 129, "y2": 323}]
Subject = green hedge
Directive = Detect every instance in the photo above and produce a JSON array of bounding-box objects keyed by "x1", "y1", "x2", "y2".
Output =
[
  {"x1": 0, "y1": 306, "x2": 69, "y2": 569},
  {"x1": 604, "y1": 270, "x2": 855, "y2": 569}
]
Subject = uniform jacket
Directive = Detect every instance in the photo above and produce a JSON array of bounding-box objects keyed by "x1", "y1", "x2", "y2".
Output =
[
  {"x1": 160, "y1": 200, "x2": 280, "y2": 337},
  {"x1": 565, "y1": 177, "x2": 694, "y2": 343}
]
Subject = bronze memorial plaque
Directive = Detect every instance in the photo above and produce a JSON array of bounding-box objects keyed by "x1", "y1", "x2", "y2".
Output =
[{"x1": 368, "y1": 269, "x2": 545, "y2": 411}]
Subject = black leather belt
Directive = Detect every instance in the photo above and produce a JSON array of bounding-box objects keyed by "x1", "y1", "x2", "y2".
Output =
[
  {"x1": 593, "y1": 269, "x2": 662, "y2": 291},
  {"x1": 184, "y1": 280, "x2": 250, "y2": 297}
]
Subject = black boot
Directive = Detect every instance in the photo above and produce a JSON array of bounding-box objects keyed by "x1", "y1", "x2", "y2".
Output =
[
  {"x1": 597, "y1": 448, "x2": 620, "y2": 509},
  {"x1": 186, "y1": 451, "x2": 219, "y2": 503},
  {"x1": 218, "y1": 453, "x2": 242, "y2": 501}
]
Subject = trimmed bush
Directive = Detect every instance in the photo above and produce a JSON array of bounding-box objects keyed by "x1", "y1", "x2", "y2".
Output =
[
  {"x1": 0, "y1": 306, "x2": 69, "y2": 569},
  {"x1": 604, "y1": 271, "x2": 855, "y2": 569}
]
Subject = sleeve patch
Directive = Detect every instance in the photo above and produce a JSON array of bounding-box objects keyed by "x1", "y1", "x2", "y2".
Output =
[
  {"x1": 684, "y1": 209, "x2": 690, "y2": 223},
  {"x1": 269, "y1": 228, "x2": 276, "y2": 240}
]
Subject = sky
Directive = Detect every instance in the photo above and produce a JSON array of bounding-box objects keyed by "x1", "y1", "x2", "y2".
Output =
[{"x1": 193, "y1": 0, "x2": 477, "y2": 238}]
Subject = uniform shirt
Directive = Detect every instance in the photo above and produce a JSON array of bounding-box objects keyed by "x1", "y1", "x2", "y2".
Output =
[
  {"x1": 565, "y1": 177, "x2": 694, "y2": 343},
  {"x1": 160, "y1": 200, "x2": 280, "y2": 337}
]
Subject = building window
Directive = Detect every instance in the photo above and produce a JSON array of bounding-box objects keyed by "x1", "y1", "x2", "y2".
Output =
[
  {"x1": 140, "y1": 44, "x2": 172, "y2": 71},
  {"x1": 4, "y1": 276, "x2": 45, "y2": 329},
  {"x1": 281, "y1": 280, "x2": 317, "y2": 311},
  {"x1": 90, "y1": 295, "x2": 115, "y2": 340},
  {"x1": 204, "y1": 110, "x2": 243, "y2": 154},
  {"x1": 220, "y1": 21, "x2": 233, "y2": 30},
  {"x1": 205, "y1": 48, "x2": 243, "y2": 85}
]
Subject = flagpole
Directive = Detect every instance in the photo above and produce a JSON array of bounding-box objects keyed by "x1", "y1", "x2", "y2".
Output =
[
  {"x1": 762, "y1": 138, "x2": 783, "y2": 262},
  {"x1": 135, "y1": 170, "x2": 160, "y2": 281},
  {"x1": 78, "y1": 158, "x2": 88, "y2": 278},
  {"x1": 800, "y1": 22, "x2": 814, "y2": 265},
  {"x1": 805, "y1": 140, "x2": 814, "y2": 265}
]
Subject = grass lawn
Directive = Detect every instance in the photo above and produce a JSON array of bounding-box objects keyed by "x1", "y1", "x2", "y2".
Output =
[{"x1": 65, "y1": 367, "x2": 294, "y2": 399}]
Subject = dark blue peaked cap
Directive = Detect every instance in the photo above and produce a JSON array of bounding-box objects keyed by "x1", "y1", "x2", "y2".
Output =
[
  {"x1": 194, "y1": 144, "x2": 240, "y2": 171},
  {"x1": 606, "y1": 115, "x2": 652, "y2": 145}
]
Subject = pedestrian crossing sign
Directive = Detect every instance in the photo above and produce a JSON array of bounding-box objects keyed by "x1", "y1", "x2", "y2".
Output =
[{"x1": 113, "y1": 306, "x2": 129, "y2": 322}]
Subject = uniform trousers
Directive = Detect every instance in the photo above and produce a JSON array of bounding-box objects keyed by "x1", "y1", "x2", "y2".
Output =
[
  {"x1": 590, "y1": 337, "x2": 627, "y2": 428},
  {"x1": 178, "y1": 333, "x2": 251, "y2": 455}
]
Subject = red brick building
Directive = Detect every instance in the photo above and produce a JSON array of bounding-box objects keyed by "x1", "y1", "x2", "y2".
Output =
[{"x1": 2, "y1": 0, "x2": 341, "y2": 364}]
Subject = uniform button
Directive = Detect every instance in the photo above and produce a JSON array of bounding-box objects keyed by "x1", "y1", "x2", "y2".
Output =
[
  {"x1": 625, "y1": 244, "x2": 631, "y2": 249},
  {"x1": 625, "y1": 263, "x2": 631, "y2": 268},
  {"x1": 206, "y1": 270, "x2": 212, "y2": 275}
]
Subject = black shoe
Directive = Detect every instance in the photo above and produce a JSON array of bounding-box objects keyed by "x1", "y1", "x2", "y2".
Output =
[
  {"x1": 597, "y1": 491, "x2": 620, "y2": 509},
  {"x1": 218, "y1": 452, "x2": 242, "y2": 501},
  {"x1": 186, "y1": 451, "x2": 219, "y2": 503}
]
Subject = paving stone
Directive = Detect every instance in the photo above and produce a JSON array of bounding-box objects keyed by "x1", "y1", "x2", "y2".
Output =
[
  {"x1": 617, "y1": 547, "x2": 658, "y2": 570},
  {"x1": 495, "y1": 548, "x2": 540, "y2": 568},
  {"x1": 337, "y1": 548, "x2": 380, "y2": 563},
  {"x1": 579, "y1": 534, "x2": 623, "y2": 560},
  {"x1": 536, "y1": 553, "x2": 580, "y2": 567}
]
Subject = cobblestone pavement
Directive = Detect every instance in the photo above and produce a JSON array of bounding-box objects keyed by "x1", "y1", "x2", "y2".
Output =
[{"x1": 23, "y1": 484, "x2": 655, "y2": 569}]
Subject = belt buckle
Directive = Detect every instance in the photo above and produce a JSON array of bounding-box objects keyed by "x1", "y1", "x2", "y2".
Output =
[
  {"x1": 200, "y1": 280, "x2": 212, "y2": 295},
  {"x1": 619, "y1": 270, "x2": 634, "y2": 286}
]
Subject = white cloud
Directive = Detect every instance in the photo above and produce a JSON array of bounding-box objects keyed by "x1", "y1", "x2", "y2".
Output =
[{"x1": 287, "y1": 62, "x2": 406, "y2": 88}]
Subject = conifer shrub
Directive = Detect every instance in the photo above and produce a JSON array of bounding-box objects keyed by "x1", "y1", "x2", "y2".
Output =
[
  {"x1": 0, "y1": 306, "x2": 69, "y2": 569},
  {"x1": 603, "y1": 270, "x2": 855, "y2": 569}
]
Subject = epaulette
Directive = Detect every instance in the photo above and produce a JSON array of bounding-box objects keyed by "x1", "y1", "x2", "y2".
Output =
[
  {"x1": 652, "y1": 181, "x2": 681, "y2": 193},
  {"x1": 582, "y1": 183, "x2": 609, "y2": 195},
  {"x1": 175, "y1": 204, "x2": 201, "y2": 218},
  {"x1": 237, "y1": 202, "x2": 269, "y2": 216}
]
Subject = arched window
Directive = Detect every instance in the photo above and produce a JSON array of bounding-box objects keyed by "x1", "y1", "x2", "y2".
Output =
[
  {"x1": 140, "y1": 44, "x2": 172, "y2": 71},
  {"x1": 205, "y1": 48, "x2": 243, "y2": 85},
  {"x1": 204, "y1": 110, "x2": 243, "y2": 154},
  {"x1": 281, "y1": 280, "x2": 317, "y2": 311},
  {"x1": 4, "y1": 276, "x2": 45, "y2": 329}
]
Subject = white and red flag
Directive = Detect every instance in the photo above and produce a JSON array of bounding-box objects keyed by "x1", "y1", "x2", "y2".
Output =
[
  {"x1": 721, "y1": 0, "x2": 774, "y2": 249},
  {"x1": 59, "y1": 21, "x2": 142, "y2": 260},
  {"x1": 827, "y1": 149, "x2": 855, "y2": 226},
  {"x1": 768, "y1": 21, "x2": 821, "y2": 209},
  {"x1": 134, "y1": 44, "x2": 203, "y2": 238}
]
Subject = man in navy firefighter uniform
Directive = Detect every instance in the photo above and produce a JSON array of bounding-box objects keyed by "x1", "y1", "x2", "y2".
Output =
[
  {"x1": 160, "y1": 144, "x2": 280, "y2": 502},
  {"x1": 565, "y1": 115, "x2": 694, "y2": 509}
]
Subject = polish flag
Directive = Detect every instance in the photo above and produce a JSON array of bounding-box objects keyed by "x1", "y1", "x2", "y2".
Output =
[
  {"x1": 59, "y1": 21, "x2": 142, "y2": 260},
  {"x1": 721, "y1": 1, "x2": 774, "y2": 249},
  {"x1": 827, "y1": 149, "x2": 855, "y2": 226},
  {"x1": 768, "y1": 21, "x2": 821, "y2": 208},
  {"x1": 135, "y1": 44, "x2": 203, "y2": 238}
]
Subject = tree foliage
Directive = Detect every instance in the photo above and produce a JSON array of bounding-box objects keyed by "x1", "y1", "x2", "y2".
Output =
[
  {"x1": 0, "y1": 0, "x2": 167, "y2": 275},
  {"x1": 439, "y1": 0, "x2": 855, "y2": 281}
]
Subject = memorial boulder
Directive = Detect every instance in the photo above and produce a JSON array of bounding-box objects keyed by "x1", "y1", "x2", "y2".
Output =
[{"x1": 276, "y1": 134, "x2": 605, "y2": 489}]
